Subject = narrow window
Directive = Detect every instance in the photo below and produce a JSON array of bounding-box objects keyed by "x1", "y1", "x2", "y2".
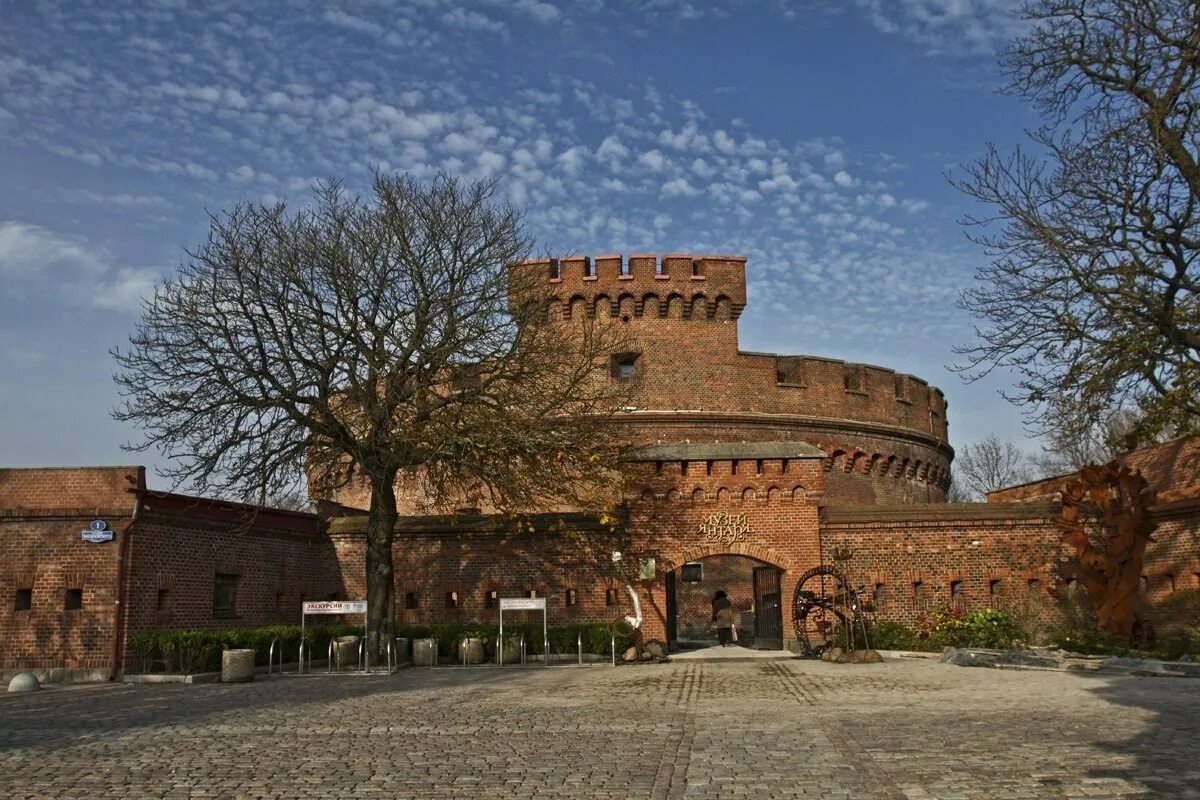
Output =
[
  {"x1": 611, "y1": 353, "x2": 639, "y2": 380},
  {"x1": 64, "y1": 588, "x2": 83, "y2": 611},
  {"x1": 680, "y1": 460, "x2": 688, "y2": 476},
  {"x1": 619, "y1": 255, "x2": 630, "y2": 276},
  {"x1": 565, "y1": 589, "x2": 578, "y2": 607},
  {"x1": 159, "y1": 589, "x2": 171, "y2": 611},
  {"x1": 605, "y1": 588, "x2": 618, "y2": 606},
  {"x1": 873, "y1": 583, "x2": 886, "y2": 608},
  {"x1": 484, "y1": 589, "x2": 498, "y2": 609},
  {"x1": 1028, "y1": 578, "x2": 1041, "y2": 594},
  {"x1": 548, "y1": 259, "x2": 561, "y2": 280},
  {"x1": 404, "y1": 591, "x2": 418, "y2": 609},
  {"x1": 14, "y1": 588, "x2": 32, "y2": 612},
  {"x1": 213, "y1": 573, "x2": 238, "y2": 615},
  {"x1": 446, "y1": 591, "x2": 459, "y2": 609},
  {"x1": 705, "y1": 460, "x2": 713, "y2": 476},
  {"x1": 988, "y1": 579, "x2": 1002, "y2": 598},
  {"x1": 656, "y1": 258, "x2": 667, "y2": 275},
  {"x1": 950, "y1": 581, "x2": 963, "y2": 605},
  {"x1": 654, "y1": 461, "x2": 663, "y2": 475},
  {"x1": 583, "y1": 257, "x2": 595, "y2": 277},
  {"x1": 1164, "y1": 574, "x2": 1176, "y2": 592},
  {"x1": 731, "y1": 459, "x2": 739, "y2": 475},
  {"x1": 690, "y1": 259, "x2": 702, "y2": 277},
  {"x1": 525, "y1": 589, "x2": 538, "y2": 598},
  {"x1": 894, "y1": 375, "x2": 907, "y2": 400},
  {"x1": 912, "y1": 581, "x2": 924, "y2": 602},
  {"x1": 756, "y1": 459, "x2": 764, "y2": 475},
  {"x1": 681, "y1": 563, "x2": 703, "y2": 583}
]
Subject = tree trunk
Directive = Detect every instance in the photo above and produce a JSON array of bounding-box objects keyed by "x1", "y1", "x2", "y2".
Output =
[{"x1": 365, "y1": 470, "x2": 398, "y2": 664}]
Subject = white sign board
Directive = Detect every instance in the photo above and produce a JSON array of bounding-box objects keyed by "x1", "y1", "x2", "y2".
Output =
[
  {"x1": 303, "y1": 600, "x2": 368, "y2": 615},
  {"x1": 499, "y1": 597, "x2": 546, "y2": 611}
]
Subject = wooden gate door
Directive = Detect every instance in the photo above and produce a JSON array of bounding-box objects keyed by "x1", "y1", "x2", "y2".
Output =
[{"x1": 752, "y1": 566, "x2": 783, "y2": 650}]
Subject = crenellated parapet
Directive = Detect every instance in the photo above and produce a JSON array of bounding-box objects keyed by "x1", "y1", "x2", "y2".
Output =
[{"x1": 517, "y1": 253, "x2": 748, "y2": 320}]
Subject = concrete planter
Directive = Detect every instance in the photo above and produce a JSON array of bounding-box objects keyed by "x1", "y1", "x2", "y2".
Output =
[
  {"x1": 333, "y1": 636, "x2": 360, "y2": 668},
  {"x1": 412, "y1": 638, "x2": 438, "y2": 666},
  {"x1": 392, "y1": 637, "x2": 411, "y2": 664},
  {"x1": 497, "y1": 635, "x2": 522, "y2": 664},
  {"x1": 221, "y1": 649, "x2": 255, "y2": 683},
  {"x1": 457, "y1": 637, "x2": 486, "y2": 664}
]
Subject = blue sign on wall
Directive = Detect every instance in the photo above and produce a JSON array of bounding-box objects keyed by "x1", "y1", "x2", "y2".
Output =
[{"x1": 82, "y1": 520, "x2": 114, "y2": 543}]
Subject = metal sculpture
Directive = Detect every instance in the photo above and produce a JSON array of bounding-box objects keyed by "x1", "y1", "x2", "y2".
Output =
[
  {"x1": 1055, "y1": 461, "x2": 1158, "y2": 637},
  {"x1": 791, "y1": 564, "x2": 863, "y2": 656}
]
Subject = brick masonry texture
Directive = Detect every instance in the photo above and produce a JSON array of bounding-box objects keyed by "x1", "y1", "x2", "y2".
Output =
[{"x1": 4, "y1": 257, "x2": 1199, "y2": 672}]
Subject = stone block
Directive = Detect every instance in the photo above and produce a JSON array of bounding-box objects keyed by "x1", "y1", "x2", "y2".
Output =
[{"x1": 221, "y1": 649, "x2": 255, "y2": 683}]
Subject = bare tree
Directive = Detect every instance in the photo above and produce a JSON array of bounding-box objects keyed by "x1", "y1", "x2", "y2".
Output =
[
  {"x1": 954, "y1": 0, "x2": 1200, "y2": 444},
  {"x1": 1031, "y1": 400, "x2": 1165, "y2": 475},
  {"x1": 113, "y1": 173, "x2": 635, "y2": 657},
  {"x1": 953, "y1": 435, "x2": 1034, "y2": 500}
]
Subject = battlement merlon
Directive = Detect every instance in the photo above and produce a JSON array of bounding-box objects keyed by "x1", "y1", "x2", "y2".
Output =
[{"x1": 513, "y1": 254, "x2": 748, "y2": 307}]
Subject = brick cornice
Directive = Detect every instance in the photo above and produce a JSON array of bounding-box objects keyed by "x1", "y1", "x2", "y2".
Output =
[
  {"x1": 620, "y1": 410, "x2": 954, "y2": 457},
  {"x1": 821, "y1": 501, "x2": 1059, "y2": 524}
]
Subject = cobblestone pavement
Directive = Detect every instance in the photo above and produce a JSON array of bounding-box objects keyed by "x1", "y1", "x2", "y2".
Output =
[{"x1": 2, "y1": 658, "x2": 1198, "y2": 799}]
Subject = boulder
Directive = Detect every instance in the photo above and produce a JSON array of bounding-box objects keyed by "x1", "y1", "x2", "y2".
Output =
[
  {"x1": 622, "y1": 646, "x2": 639, "y2": 662},
  {"x1": 821, "y1": 647, "x2": 844, "y2": 663},
  {"x1": 849, "y1": 649, "x2": 884, "y2": 663},
  {"x1": 7, "y1": 673, "x2": 40, "y2": 692},
  {"x1": 643, "y1": 640, "x2": 666, "y2": 659}
]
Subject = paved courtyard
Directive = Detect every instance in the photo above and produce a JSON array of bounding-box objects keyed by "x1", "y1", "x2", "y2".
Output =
[{"x1": 2, "y1": 657, "x2": 1198, "y2": 799}]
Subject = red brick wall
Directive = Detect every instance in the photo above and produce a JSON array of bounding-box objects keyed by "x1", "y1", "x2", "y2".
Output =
[
  {"x1": 0, "y1": 467, "x2": 140, "y2": 671},
  {"x1": 325, "y1": 254, "x2": 952, "y2": 512},
  {"x1": 821, "y1": 504, "x2": 1065, "y2": 630},
  {"x1": 120, "y1": 493, "x2": 334, "y2": 667}
]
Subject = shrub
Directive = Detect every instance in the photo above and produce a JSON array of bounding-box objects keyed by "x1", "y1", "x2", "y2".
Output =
[
  {"x1": 129, "y1": 620, "x2": 634, "y2": 673},
  {"x1": 867, "y1": 619, "x2": 926, "y2": 651},
  {"x1": 917, "y1": 605, "x2": 1024, "y2": 650}
]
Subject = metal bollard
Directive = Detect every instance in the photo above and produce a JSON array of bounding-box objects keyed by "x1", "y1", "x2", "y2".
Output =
[
  {"x1": 578, "y1": 632, "x2": 583, "y2": 666},
  {"x1": 611, "y1": 633, "x2": 616, "y2": 667},
  {"x1": 268, "y1": 638, "x2": 278, "y2": 675},
  {"x1": 520, "y1": 634, "x2": 526, "y2": 665},
  {"x1": 386, "y1": 638, "x2": 393, "y2": 672},
  {"x1": 431, "y1": 640, "x2": 437, "y2": 669},
  {"x1": 298, "y1": 641, "x2": 306, "y2": 675},
  {"x1": 327, "y1": 640, "x2": 334, "y2": 673},
  {"x1": 359, "y1": 639, "x2": 366, "y2": 673},
  {"x1": 544, "y1": 636, "x2": 550, "y2": 668}
]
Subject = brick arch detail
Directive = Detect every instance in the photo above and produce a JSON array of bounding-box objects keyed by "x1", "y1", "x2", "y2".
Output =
[{"x1": 661, "y1": 541, "x2": 798, "y2": 574}]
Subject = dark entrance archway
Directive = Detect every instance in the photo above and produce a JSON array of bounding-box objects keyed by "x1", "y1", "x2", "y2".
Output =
[{"x1": 664, "y1": 554, "x2": 784, "y2": 652}]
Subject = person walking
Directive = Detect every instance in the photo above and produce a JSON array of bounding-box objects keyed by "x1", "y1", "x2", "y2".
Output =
[{"x1": 712, "y1": 590, "x2": 736, "y2": 647}]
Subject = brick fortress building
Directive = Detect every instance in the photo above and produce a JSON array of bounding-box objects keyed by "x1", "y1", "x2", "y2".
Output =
[{"x1": 3, "y1": 254, "x2": 1197, "y2": 676}]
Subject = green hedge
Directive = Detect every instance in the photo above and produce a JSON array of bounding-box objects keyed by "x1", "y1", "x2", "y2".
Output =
[{"x1": 128, "y1": 621, "x2": 636, "y2": 674}]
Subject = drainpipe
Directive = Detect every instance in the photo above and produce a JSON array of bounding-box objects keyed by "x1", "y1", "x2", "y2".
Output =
[{"x1": 109, "y1": 470, "x2": 145, "y2": 681}]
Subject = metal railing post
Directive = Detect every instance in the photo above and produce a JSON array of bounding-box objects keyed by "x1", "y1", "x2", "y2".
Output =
[
  {"x1": 327, "y1": 640, "x2": 334, "y2": 673},
  {"x1": 611, "y1": 633, "x2": 616, "y2": 667},
  {"x1": 431, "y1": 640, "x2": 437, "y2": 669},
  {"x1": 578, "y1": 632, "x2": 583, "y2": 666},
  {"x1": 544, "y1": 636, "x2": 550, "y2": 668},
  {"x1": 298, "y1": 641, "x2": 306, "y2": 675},
  {"x1": 497, "y1": 633, "x2": 503, "y2": 667},
  {"x1": 268, "y1": 638, "x2": 278, "y2": 675},
  {"x1": 520, "y1": 634, "x2": 526, "y2": 665},
  {"x1": 358, "y1": 639, "x2": 366, "y2": 673}
]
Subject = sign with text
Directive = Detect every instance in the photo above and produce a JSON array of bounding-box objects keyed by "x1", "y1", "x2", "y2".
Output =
[
  {"x1": 81, "y1": 519, "x2": 114, "y2": 543},
  {"x1": 499, "y1": 597, "x2": 546, "y2": 611},
  {"x1": 699, "y1": 512, "x2": 750, "y2": 545},
  {"x1": 302, "y1": 600, "x2": 367, "y2": 615}
]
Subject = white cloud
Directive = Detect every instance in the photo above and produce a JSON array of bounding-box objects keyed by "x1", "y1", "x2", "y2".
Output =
[
  {"x1": 596, "y1": 135, "x2": 630, "y2": 164},
  {"x1": 638, "y1": 149, "x2": 667, "y2": 171},
  {"x1": 91, "y1": 267, "x2": 160, "y2": 312},
  {"x1": 442, "y1": 8, "x2": 507, "y2": 35},
  {"x1": 833, "y1": 170, "x2": 856, "y2": 188},
  {"x1": 661, "y1": 177, "x2": 698, "y2": 197},
  {"x1": 0, "y1": 221, "x2": 104, "y2": 278}
]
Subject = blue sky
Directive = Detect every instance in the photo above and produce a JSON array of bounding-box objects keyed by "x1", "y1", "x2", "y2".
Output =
[{"x1": 0, "y1": 0, "x2": 1037, "y2": 476}]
